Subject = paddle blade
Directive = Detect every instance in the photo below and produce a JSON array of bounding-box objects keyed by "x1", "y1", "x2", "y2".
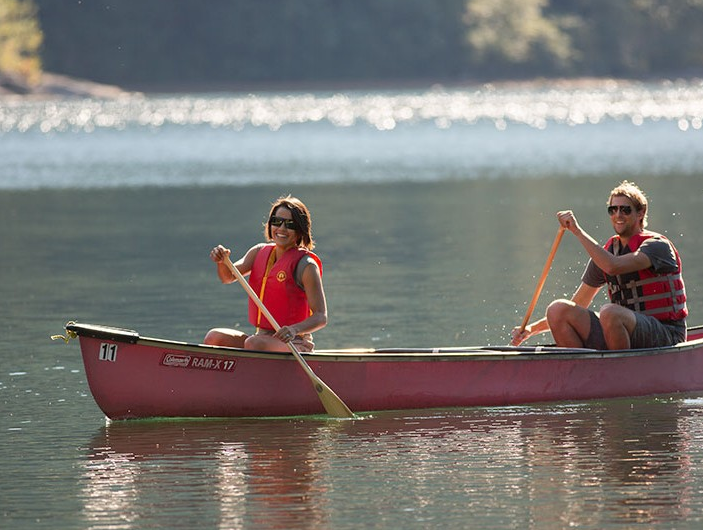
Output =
[{"x1": 312, "y1": 376, "x2": 356, "y2": 418}]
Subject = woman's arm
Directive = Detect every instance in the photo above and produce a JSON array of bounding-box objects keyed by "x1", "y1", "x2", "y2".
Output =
[
  {"x1": 281, "y1": 262, "x2": 328, "y2": 337},
  {"x1": 210, "y1": 244, "x2": 261, "y2": 284}
]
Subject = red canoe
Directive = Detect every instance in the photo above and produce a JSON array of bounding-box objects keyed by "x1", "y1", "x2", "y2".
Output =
[{"x1": 62, "y1": 322, "x2": 703, "y2": 420}]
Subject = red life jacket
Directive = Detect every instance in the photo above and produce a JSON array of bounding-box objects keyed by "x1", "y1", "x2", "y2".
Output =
[
  {"x1": 247, "y1": 244, "x2": 322, "y2": 330},
  {"x1": 603, "y1": 231, "x2": 687, "y2": 321}
]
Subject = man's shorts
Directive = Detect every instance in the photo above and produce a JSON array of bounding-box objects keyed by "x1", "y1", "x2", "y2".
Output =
[{"x1": 584, "y1": 310, "x2": 686, "y2": 350}]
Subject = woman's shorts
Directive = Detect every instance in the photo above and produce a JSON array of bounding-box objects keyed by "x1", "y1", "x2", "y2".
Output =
[{"x1": 254, "y1": 329, "x2": 315, "y2": 352}]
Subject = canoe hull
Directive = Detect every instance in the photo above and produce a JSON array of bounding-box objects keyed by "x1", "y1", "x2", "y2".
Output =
[{"x1": 69, "y1": 323, "x2": 703, "y2": 419}]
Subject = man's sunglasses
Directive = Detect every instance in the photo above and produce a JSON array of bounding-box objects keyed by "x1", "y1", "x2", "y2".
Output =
[
  {"x1": 269, "y1": 216, "x2": 298, "y2": 230},
  {"x1": 607, "y1": 205, "x2": 633, "y2": 215}
]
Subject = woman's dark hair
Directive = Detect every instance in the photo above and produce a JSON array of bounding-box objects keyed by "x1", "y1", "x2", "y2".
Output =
[{"x1": 265, "y1": 195, "x2": 315, "y2": 249}]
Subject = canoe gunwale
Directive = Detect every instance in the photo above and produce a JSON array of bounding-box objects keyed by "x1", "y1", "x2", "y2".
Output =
[{"x1": 65, "y1": 321, "x2": 703, "y2": 363}]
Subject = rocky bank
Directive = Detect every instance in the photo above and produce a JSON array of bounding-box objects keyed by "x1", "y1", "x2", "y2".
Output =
[{"x1": 0, "y1": 71, "x2": 134, "y2": 99}]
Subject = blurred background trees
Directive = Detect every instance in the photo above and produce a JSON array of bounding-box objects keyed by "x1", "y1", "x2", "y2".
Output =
[
  {"x1": 0, "y1": 0, "x2": 42, "y2": 86},
  {"x1": 2, "y1": 0, "x2": 703, "y2": 91}
]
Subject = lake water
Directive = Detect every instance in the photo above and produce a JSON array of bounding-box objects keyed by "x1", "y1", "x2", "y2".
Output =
[{"x1": 2, "y1": 81, "x2": 703, "y2": 529}]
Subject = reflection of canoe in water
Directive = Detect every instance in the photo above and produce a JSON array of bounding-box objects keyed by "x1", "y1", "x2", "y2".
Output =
[{"x1": 63, "y1": 322, "x2": 703, "y2": 420}]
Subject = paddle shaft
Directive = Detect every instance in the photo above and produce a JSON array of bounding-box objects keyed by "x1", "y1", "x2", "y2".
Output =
[
  {"x1": 222, "y1": 255, "x2": 355, "y2": 418},
  {"x1": 519, "y1": 226, "x2": 566, "y2": 333}
]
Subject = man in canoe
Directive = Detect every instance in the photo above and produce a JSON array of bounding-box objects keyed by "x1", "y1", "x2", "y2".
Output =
[
  {"x1": 204, "y1": 196, "x2": 328, "y2": 352},
  {"x1": 512, "y1": 180, "x2": 687, "y2": 350}
]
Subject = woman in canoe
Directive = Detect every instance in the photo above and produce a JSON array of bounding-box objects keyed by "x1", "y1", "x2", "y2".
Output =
[{"x1": 204, "y1": 196, "x2": 327, "y2": 352}]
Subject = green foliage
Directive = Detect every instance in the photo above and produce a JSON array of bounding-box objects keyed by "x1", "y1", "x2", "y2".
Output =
[
  {"x1": 464, "y1": 0, "x2": 576, "y2": 75},
  {"x1": 0, "y1": 0, "x2": 42, "y2": 84}
]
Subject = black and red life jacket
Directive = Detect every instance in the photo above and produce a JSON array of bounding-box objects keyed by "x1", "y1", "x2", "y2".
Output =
[{"x1": 603, "y1": 231, "x2": 687, "y2": 321}]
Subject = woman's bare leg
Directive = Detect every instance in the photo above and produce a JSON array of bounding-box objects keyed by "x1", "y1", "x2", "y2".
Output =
[{"x1": 203, "y1": 328, "x2": 248, "y2": 348}]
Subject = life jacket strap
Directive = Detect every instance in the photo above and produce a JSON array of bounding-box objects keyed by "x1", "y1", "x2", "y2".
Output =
[{"x1": 255, "y1": 248, "x2": 278, "y2": 332}]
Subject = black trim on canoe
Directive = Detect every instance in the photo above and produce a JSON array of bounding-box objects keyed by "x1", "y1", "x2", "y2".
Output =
[
  {"x1": 372, "y1": 346, "x2": 597, "y2": 354},
  {"x1": 66, "y1": 322, "x2": 139, "y2": 344}
]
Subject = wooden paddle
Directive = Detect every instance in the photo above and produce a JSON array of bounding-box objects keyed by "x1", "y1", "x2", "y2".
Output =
[
  {"x1": 518, "y1": 226, "x2": 566, "y2": 334},
  {"x1": 223, "y1": 255, "x2": 355, "y2": 419}
]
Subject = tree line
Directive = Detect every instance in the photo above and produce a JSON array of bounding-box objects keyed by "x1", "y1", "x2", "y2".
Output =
[
  {"x1": 3, "y1": 0, "x2": 703, "y2": 91},
  {"x1": 0, "y1": 0, "x2": 41, "y2": 86}
]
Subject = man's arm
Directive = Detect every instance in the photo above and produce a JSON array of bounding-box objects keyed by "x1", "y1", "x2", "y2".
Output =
[{"x1": 557, "y1": 210, "x2": 653, "y2": 276}]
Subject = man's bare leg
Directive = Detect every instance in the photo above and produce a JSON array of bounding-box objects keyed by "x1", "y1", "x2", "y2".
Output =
[
  {"x1": 599, "y1": 304, "x2": 637, "y2": 350},
  {"x1": 546, "y1": 299, "x2": 593, "y2": 348}
]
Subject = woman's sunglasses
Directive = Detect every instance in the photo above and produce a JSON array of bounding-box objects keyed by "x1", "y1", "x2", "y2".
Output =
[
  {"x1": 269, "y1": 216, "x2": 298, "y2": 230},
  {"x1": 607, "y1": 205, "x2": 633, "y2": 215}
]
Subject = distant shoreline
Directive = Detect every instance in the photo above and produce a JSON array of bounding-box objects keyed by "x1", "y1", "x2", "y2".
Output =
[
  {"x1": 2, "y1": 71, "x2": 701, "y2": 100},
  {"x1": 110, "y1": 75, "x2": 697, "y2": 95},
  {"x1": 0, "y1": 72, "x2": 136, "y2": 99}
]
